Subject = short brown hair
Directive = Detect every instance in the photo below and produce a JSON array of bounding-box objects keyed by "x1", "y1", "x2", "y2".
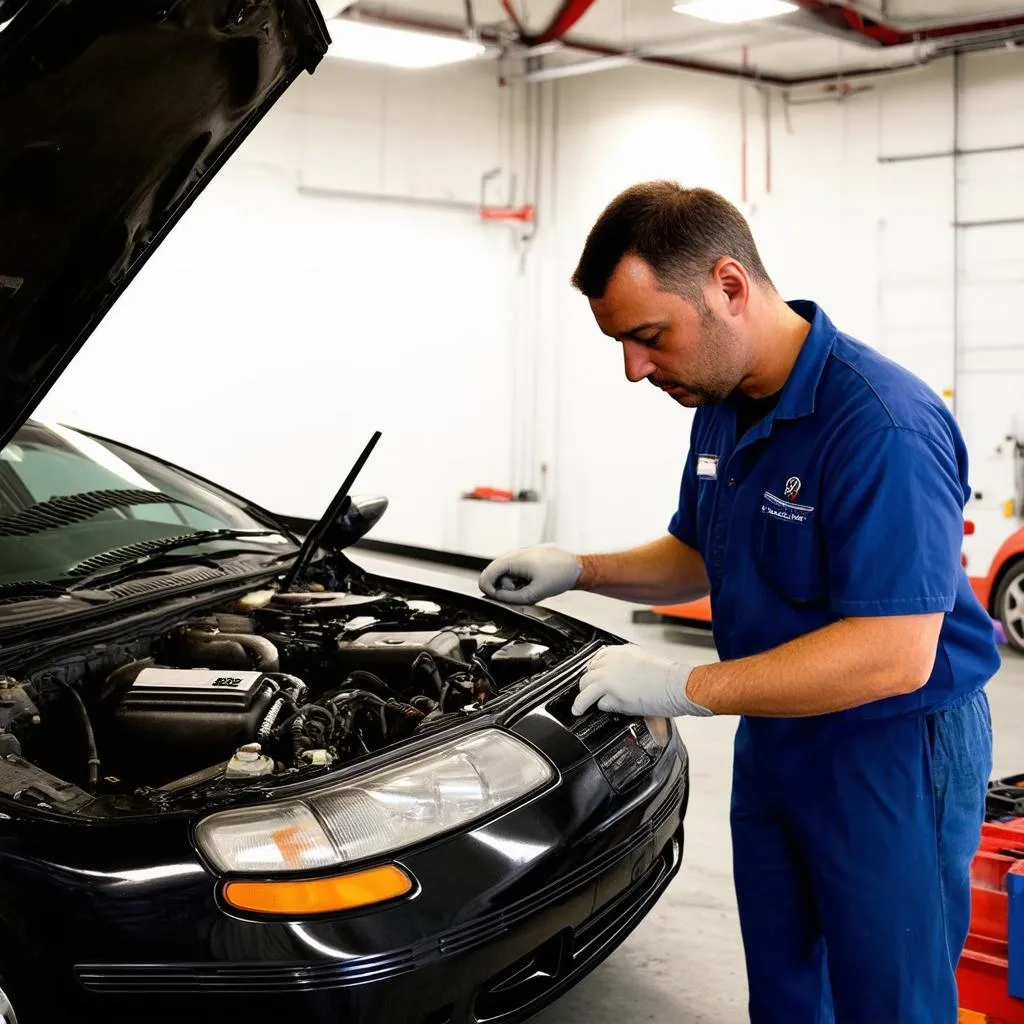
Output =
[{"x1": 571, "y1": 181, "x2": 774, "y2": 300}]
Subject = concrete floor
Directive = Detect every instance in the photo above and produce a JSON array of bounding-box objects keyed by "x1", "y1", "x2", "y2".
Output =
[{"x1": 355, "y1": 550, "x2": 1024, "y2": 1024}]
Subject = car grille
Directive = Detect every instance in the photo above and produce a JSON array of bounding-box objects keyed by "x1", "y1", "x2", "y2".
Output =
[
  {"x1": 75, "y1": 775, "x2": 685, "y2": 995},
  {"x1": 546, "y1": 687, "x2": 668, "y2": 792}
]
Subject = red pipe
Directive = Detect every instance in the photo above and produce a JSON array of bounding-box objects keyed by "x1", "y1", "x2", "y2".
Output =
[
  {"x1": 790, "y1": 0, "x2": 1024, "y2": 46},
  {"x1": 534, "y1": 0, "x2": 598, "y2": 45},
  {"x1": 480, "y1": 204, "x2": 534, "y2": 221},
  {"x1": 339, "y1": 6, "x2": 958, "y2": 88}
]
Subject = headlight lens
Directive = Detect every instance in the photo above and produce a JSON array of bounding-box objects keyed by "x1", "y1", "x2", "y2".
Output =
[{"x1": 196, "y1": 730, "x2": 555, "y2": 874}]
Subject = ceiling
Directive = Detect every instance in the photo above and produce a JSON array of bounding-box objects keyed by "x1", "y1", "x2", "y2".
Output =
[{"x1": 320, "y1": 0, "x2": 1024, "y2": 84}]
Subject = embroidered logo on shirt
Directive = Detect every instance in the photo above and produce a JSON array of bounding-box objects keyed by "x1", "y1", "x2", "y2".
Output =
[
  {"x1": 696, "y1": 454, "x2": 718, "y2": 480},
  {"x1": 784, "y1": 476, "x2": 802, "y2": 501},
  {"x1": 762, "y1": 491, "x2": 815, "y2": 523}
]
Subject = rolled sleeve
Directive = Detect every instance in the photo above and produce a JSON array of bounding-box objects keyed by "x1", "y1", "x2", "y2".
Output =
[
  {"x1": 667, "y1": 446, "x2": 699, "y2": 549},
  {"x1": 823, "y1": 425, "x2": 964, "y2": 617}
]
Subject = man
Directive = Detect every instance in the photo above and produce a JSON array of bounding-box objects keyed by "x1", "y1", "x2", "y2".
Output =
[{"x1": 479, "y1": 182, "x2": 999, "y2": 1023}]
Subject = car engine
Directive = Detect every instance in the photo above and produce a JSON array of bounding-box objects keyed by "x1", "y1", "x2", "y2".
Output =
[{"x1": 1, "y1": 586, "x2": 568, "y2": 797}]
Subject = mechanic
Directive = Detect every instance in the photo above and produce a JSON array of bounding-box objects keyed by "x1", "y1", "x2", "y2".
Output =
[{"x1": 478, "y1": 181, "x2": 1001, "y2": 1023}]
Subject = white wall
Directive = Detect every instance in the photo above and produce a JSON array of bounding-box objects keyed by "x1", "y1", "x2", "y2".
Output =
[
  {"x1": 35, "y1": 56, "x2": 536, "y2": 552},
  {"x1": 34, "y1": 43, "x2": 1024, "y2": 572}
]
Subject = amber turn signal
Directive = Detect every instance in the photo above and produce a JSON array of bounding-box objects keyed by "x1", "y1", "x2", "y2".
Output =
[{"x1": 223, "y1": 864, "x2": 414, "y2": 915}]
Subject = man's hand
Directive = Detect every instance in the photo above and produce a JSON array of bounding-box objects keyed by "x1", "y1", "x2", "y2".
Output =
[
  {"x1": 479, "y1": 544, "x2": 582, "y2": 605},
  {"x1": 572, "y1": 644, "x2": 714, "y2": 718}
]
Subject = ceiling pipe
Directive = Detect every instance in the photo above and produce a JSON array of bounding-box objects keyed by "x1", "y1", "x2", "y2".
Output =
[
  {"x1": 518, "y1": 32, "x2": 934, "y2": 86},
  {"x1": 342, "y1": 4, "x2": 1017, "y2": 89},
  {"x1": 790, "y1": 0, "x2": 1024, "y2": 46},
  {"x1": 519, "y1": 54, "x2": 636, "y2": 80},
  {"x1": 499, "y1": 0, "x2": 526, "y2": 40},
  {"x1": 463, "y1": 0, "x2": 478, "y2": 41},
  {"x1": 533, "y1": 0, "x2": 599, "y2": 45}
]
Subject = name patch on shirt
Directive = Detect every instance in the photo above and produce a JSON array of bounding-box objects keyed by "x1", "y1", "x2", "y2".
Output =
[{"x1": 696, "y1": 454, "x2": 719, "y2": 480}]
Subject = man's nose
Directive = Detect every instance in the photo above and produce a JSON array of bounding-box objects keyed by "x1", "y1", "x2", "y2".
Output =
[{"x1": 622, "y1": 340, "x2": 655, "y2": 384}]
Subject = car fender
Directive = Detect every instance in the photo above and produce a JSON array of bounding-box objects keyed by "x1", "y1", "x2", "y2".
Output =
[{"x1": 981, "y1": 526, "x2": 1024, "y2": 615}]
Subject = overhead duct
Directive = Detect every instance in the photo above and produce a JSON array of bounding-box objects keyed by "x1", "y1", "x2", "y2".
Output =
[
  {"x1": 789, "y1": 1, "x2": 1024, "y2": 46},
  {"x1": 345, "y1": 2, "x2": 1023, "y2": 88}
]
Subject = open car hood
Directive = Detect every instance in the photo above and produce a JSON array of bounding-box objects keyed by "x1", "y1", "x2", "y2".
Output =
[{"x1": 0, "y1": 0, "x2": 329, "y2": 452}]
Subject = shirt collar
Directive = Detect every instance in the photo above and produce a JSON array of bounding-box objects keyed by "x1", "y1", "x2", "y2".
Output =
[{"x1": 771, "y1": 300, "x2": 838, "y2": 422}]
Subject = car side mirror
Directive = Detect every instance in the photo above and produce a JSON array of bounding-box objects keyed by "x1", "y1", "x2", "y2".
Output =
[{"x1": 329, "y1": 494, "x2": 388, "y2": 549}]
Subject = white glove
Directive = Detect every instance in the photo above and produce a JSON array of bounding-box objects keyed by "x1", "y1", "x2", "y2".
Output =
[
  {"x1": 479, "y1": 544, "x2": 583, "y2": 605},
  {"x1": 571, "y1": 644, "x2": 714, "y2": 718}
]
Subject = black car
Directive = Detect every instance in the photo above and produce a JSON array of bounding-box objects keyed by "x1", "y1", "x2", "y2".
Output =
[{"x1": 0, "y1": 3, "x2": 689, "y2": 1023}]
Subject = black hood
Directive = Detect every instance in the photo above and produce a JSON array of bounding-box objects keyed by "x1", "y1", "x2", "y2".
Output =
[{"x1": 0, "y1": 0, "x2": 329, "y2": 451}]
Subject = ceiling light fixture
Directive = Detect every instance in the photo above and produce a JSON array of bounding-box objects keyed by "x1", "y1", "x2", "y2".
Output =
[
  {"x1": 325, "y1": 18, "x2": 488, "y2": 69},
  {"x1": 672, "y1": 0, "x2": 798, "y2": 24}
]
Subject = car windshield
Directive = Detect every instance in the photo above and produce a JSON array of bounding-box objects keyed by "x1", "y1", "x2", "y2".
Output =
[{"x1": 0, "y1": 421, "x2": 289, "y2": 586}]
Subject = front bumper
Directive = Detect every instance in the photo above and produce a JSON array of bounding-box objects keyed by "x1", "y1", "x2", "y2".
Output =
[
  {"x1": 77, "y1": 791, "x2": 683, "y2": 1024},
  {"x1": 8, "y1": 693, "x2": 688, "y2": 1024}
]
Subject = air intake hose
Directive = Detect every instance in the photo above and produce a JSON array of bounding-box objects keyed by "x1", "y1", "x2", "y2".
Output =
[{"x1": 182, "y1": 628, "x2": 280, "y2": 674}]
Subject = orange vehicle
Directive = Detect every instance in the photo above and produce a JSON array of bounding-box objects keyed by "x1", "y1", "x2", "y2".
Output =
[{"x1": 969, "y1": 523, "x2": 1024, "y2": 655}]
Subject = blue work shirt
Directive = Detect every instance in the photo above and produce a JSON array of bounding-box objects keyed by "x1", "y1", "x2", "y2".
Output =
[{"x1": 668, "y1": 300, "x2": 1000, "y2": 724}]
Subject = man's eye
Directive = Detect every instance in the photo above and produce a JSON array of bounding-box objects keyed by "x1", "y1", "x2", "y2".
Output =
[{"x1": 638, "y1": 334, "x2": 660, "y2": 347}]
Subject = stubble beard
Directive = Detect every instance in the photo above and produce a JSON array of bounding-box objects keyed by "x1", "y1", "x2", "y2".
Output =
[{"x1": 650, "y1": 314, "x2": 743, "y2": 407}]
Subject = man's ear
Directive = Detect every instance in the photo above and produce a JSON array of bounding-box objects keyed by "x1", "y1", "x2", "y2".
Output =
[{"x1": 711, "y1": 257, "x2": 749, "y2": 315}]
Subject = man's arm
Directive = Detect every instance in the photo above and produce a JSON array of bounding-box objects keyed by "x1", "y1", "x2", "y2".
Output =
[
  {"x1": 478, "y1": 534, "x2": 707, "y2": 606},
  {"x1": 577, "y1": 534, "x2": 709, "y2": 605},
  {"x1": 687, "y1": 613, "x2": 942, "y2": 716},
  {"x1": 572, "y1": 611, "x2": 944, "y2": 720}
]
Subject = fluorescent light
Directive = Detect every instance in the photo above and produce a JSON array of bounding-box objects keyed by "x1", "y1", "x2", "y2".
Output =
[
  {"x1": 326, "y1": 18, "x2": 487, "y2": 69},
  {"x1": 672, "y1": 0, "x2": 798, "y2": 24}
]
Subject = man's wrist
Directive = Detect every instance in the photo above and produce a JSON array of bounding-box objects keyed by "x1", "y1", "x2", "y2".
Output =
[
  {"x1": 576, "y1": 554, "x2": 599, "y2": 591},
  {"x1": 683, "y1": 663, "x2": 714, "y2": 711}
]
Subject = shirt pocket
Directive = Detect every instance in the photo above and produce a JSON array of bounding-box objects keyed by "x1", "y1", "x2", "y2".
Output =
[{"x1": 756, "y1": 510, "x2": 828, "y2": 605}]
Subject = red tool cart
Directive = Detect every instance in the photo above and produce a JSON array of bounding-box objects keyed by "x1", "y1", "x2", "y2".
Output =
[{"x1": 958, "y1": 782, "x2": 1024, "y2": 1023}]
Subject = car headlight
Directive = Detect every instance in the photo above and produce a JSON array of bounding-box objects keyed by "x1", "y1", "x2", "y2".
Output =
[{"x1": 195, "y1": 729, "x2": 555, "y2": 874}]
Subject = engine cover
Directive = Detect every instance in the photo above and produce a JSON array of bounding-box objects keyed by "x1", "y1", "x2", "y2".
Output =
[
  {"x1": 123, "y1": 668, "x2": 268, "y2": 708},
  {"x1": 110, "y1": 668, "x2": 279, "y2": 785},
  {"x1": 334, "y1": 630, "x2": 465, "y2": 676}
]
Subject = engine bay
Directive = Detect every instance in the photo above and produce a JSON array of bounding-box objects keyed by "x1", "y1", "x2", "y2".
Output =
[{"x1": 0, "y1": 583, "x2": 576, "y2": 802}]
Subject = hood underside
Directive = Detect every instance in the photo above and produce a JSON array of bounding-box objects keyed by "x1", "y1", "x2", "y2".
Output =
[{"x1": 0, "y1": 0, "x2": 329, "y2": 452}]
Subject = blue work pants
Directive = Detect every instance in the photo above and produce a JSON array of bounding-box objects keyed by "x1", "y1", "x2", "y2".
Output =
[{"x1": 731, "y1": 689, "x2": 992, "y2": 1023}]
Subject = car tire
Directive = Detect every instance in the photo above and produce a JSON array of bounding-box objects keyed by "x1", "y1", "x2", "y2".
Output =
[
  {"x1": 0, "y1": 977, "x2": 20, "y2": 1024},
  {"x1": 995, "y1": 560, "x2": 1024, "y2": 655}
]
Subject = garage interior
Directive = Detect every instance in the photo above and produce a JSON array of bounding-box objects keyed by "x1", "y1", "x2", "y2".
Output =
[{"x1": 23, "y1": 0, "x2": 1024, "y2": 1019}]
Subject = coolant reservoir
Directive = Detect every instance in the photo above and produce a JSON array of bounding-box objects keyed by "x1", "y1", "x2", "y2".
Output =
[
  {"x1": 225, "y1": 742, "x2": 275, "y2": 779},
  {"x1": 301, "y1": 749, "x2": 333, "y2": 766}
]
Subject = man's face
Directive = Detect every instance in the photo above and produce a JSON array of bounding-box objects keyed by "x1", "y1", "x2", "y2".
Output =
[{"x1": 589, "y1": 254, "x2": 749, "y2": 407}]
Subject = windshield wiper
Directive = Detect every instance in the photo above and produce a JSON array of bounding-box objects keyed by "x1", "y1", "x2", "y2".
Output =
[
  {"x1": 65, "y1": 530, "x2": 292, "y2": 591},
  {"x1": 0, "y1": 488, "x2": 200, "y2": 538},
  {"x1": 0, "y1": 580, "x2": 112, "y2": 606}
]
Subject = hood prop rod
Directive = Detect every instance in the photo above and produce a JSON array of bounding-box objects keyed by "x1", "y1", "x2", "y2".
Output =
[{"x1": 279, "y1": 431, "x2": 382, "y2": 593}]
